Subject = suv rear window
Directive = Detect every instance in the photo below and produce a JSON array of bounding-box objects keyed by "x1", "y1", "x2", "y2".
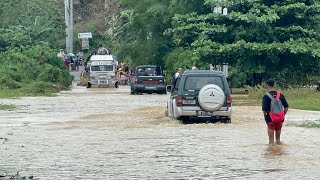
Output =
[{"x1": 184, "y1": 76, "x2": 224, "y2": 91}]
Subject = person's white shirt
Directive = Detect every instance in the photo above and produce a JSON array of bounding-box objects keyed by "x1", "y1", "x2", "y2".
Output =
[{"x1": 175, "y1": 72, "x2": 180, "y2": 79}]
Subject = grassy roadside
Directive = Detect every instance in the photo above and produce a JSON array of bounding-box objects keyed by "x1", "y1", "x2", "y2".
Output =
[
  {"x1": 0, "y1": 87, "x2": 61, "y2": 111},
  {"x1": 0, "y1": 89, "x2": 25, "y2": 99},
  {"x1": 0, "y1": 104, "x2": 17, "y2": 111},
  {"x1": 306, "y1": 122, "x2": 320, "y2": 128},
  {"x1": 288, "y1": 121, "x2": 320, "y2": 128},
  {"x1": 283, "y1": 89, "x2": 320, "y2": 111},
  {"x1": 0, "y1": 85, "x2": 64, "y2": 99},
  {"x1": 232, "y1": 87, "x2": 320, "y2": 111}
]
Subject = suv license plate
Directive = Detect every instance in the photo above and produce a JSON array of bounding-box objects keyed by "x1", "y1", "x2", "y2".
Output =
[
  {"x1": 197, "y1": 111, "x2": 213, "y2": 117},
  {"x1": 183, "y1": 100, "x2": 196, "y2": 104}
]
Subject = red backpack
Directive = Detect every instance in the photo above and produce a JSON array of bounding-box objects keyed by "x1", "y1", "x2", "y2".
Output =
[{"x1": 266, "y1": 91, "x2": 285, "y2": 122}]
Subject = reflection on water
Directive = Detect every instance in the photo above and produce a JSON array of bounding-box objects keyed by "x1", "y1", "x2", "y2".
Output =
[
  {"x1": 266, "y1": 144, "x2": 286, "y2": 156},
  {"x1": 1, "y1": 86, "x2": 320, "y2": 179}
]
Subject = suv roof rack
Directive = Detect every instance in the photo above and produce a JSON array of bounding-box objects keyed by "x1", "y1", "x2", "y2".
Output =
[{"x1": 183, "y1": 70, "x2": 224, "y2": 75}]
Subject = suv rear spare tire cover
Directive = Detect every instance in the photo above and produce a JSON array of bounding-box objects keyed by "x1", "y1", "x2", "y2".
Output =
[{"x1": 198, "y1": 84, "x2": 225, "y2": 111}]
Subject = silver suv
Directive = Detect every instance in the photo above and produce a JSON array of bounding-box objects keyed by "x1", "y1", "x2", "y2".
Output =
[{"x1": 167, "y1": 70, "x2": 232, "y2": 123}]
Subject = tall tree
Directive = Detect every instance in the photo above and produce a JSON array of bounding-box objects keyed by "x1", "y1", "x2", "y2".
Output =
[
  {"x1": 0, "y1": 0, "x2": 64, "y2": 49},
  {"x1": 117, "y1": 0, "x2": 209, "y2": 67},
  {"x1": 168, "y1": 0, "x2": 320, "y2": 86}
]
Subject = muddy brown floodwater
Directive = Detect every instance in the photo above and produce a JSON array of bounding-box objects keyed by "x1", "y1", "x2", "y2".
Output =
[{"x1": 1, "y1": 85, "x2": 320, "y2": 179}]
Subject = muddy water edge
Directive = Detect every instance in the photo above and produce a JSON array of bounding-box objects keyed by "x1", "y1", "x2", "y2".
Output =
[{"x1": 0, "y1": 86, "x2": 320, "y2": 179}]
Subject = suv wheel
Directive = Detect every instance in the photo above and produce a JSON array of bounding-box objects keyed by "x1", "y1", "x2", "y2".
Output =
[
  {"x1": 221, "y1": 118, "x2": 231, "y2": 124},
  {"x1": 178, "y1": 116, "x2": 189, "y2": 122}
]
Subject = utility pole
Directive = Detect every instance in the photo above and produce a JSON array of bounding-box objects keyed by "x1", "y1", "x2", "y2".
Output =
[
  {"x1": 211, "y1": 4, "x2": 228, "y2": 78},
  {"x1": 64, "y1": 0, "x2": 73, "y2": 53}
]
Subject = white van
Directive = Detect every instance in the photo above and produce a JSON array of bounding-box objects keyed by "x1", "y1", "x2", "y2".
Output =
[{"x1": 87, "y1": 55, "x2": 119, "y2": 88}]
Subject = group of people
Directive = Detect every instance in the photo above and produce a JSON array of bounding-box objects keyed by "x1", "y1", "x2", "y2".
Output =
[
  {"x1": 117, "y1": 63, "x2": 132, "y2": 85},
  {"x1": 171, "y1": 66, "x2": 198, "y2": 86},
  {"x1": 58, "y1": 49, "x2": 83, "y2": 71}
]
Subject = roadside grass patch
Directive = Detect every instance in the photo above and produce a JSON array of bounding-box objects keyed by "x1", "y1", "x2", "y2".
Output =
[
  {"x1": 0, "y1": 104, "x2": 17, "y2": 111},
  {"x1": 0, "y1": 171, "x2": 34, "y2": 179},
  {"x1": 289, "y1": 120, "x2": 320, "y2": 128},
  {"x1": 0, "y1": 82, "x2": 67, "y2": 99},
  {"x1": 0, "y1": 89, "x2": 24, "y2": 98},
  {"x1": 231, "y1": 88, "x2": 249, "y2": 95},
  {"x1": 246, "y1": 87, "x2": 320, "y2": 111},
  {"x1": 305, "y1": 120, "x2": 320, "y2": 128},
  {"x1": 284, "y1": 89, "x2": 320, "y2": 111},
  {"x1": 231, "y1": 94, "x2": 260, "y2": 106}
]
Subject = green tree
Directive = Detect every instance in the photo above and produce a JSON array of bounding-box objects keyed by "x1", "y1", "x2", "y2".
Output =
[
  {"x1": 117, "y1": 0, "x2": 209, "y2": 69},
  {"x1": 0, "y1": 0, "x2": 72, "y2": 94},
  {"x1": 168, "y1": 0, "x2": 320, "y2": 86},
  {"x1": 0, "y1": 0, "x2": 64, "y2": 49}
]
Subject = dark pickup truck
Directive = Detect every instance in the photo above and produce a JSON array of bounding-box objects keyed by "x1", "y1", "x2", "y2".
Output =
[{"x1": 130, "y1": 65, "x2": 167, "y2": 94}]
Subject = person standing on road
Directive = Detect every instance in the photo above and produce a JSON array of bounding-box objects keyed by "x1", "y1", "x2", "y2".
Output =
[{"x1": 262, "y1": 79, "x2": 289, "y2": 145}]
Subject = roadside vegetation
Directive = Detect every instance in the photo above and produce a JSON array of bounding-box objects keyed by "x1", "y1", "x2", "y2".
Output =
[
  {"x1": 0, "y1": 0, "x2": 72, "y2": 98},
  {"x1": 1, "y1": 0, "x2": 320, "y2": 106},
  {"x1": 289, "y1": 121, "x2": 320, "y2": 128},
  {"x1": 0, "y1": 104, "x2": 17, "y2": 111},
  {"x1": 306, "y1": 122, "x2": 320, "y2": 128},
  {"x1": 0, "y1": 172, "x2": 33, "y2": 179},
  {"x1": 116, "y1": 0, "x2": 320, "y2": 87},
  {"x1": 242, "y1": 86, "x2": 320, "y2": 111}
]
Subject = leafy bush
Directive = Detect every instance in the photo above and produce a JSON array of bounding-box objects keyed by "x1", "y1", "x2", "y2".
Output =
[
  {"x1": 0, "y1": 44, "x2": 72, "y2": 95},
  {"x1": 24, "y1": 81, "x2": 55, "y2": 95}
]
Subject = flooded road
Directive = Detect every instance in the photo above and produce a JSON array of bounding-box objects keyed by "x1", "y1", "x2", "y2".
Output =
[{"x1": 1, "y1": 85, "x2": 320, "y2": 179}]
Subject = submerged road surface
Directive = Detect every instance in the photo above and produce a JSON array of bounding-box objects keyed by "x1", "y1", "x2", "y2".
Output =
[{"x1": 1, "y1": 85, "x2": 320, "y2": 179}]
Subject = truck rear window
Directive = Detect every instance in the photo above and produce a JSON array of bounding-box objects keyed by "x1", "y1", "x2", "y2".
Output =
[
  {"x1": 136, "y1": 67, "x2": 162, "y2": 76},
  {"x1": 184, "y1": 76, "x2": 224, "y2": 91},
  {"x1": 91, "y1": 65, "x2": 113, "y2": 71}
]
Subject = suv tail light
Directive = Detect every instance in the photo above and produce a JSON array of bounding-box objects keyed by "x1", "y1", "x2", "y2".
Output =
[
  {"x1": 176, "y1": 96, "x2": 183, "y2": 107},
  {"x1": 227, "y1": 96, "x2": 232, "y2": 108}
]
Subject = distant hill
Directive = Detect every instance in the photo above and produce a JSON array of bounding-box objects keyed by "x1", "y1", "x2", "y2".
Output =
[{"x1": 57, "y1": 0, "x2": 122, "y2": 32}]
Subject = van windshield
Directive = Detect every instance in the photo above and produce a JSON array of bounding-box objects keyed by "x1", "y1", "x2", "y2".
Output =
[
  {"x1": 184, "y1": 76, "x2": 224, "y2": 91},
  {"x1": 91, "y1": 65, "x2": 113, "y2": 72}
]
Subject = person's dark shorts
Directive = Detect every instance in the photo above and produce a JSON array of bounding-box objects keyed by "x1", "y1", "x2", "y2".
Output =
[{"x1": 267, "y1": 121, "x2": 284, "y2": 131}]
